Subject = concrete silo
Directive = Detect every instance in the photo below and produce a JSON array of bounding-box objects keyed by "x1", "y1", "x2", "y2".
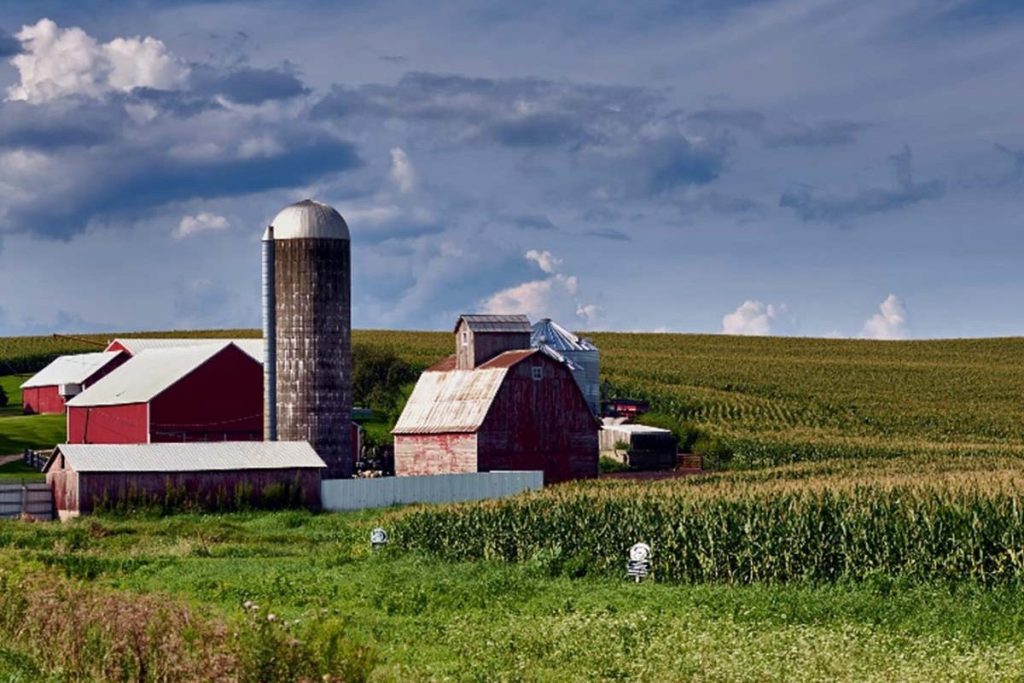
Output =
[
  {"x1": 531, "y1": 318, "x2": 600, "y2": 415},
  {"x1": 262, "y1": 199, "x2": 352, "y2": 478}
]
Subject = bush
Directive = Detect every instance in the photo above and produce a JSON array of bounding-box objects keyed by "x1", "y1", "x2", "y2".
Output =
[
  {"x1": 599, "y1": 456, "x2": 629, "y2": 474},
  {"x1": 0, "y1": 384, "x2": 7, "y2": 409}
]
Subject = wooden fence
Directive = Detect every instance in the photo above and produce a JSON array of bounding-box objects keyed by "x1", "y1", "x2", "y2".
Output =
[{"x1": 0, "y1": 484, "x2": 54, "y2": 521}]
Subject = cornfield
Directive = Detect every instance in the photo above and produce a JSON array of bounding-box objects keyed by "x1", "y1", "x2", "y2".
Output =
[
  {"x1": 6, "y1": 329, "x2": 1024, "y2": 466},
  {"x1": 391, "y1": 457, "x2": 1024, "y2": 585}
]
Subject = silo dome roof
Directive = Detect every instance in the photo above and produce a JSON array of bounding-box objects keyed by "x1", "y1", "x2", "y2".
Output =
[{"x1": 264, "y1": 199, "x2": 349, "y2": 240}]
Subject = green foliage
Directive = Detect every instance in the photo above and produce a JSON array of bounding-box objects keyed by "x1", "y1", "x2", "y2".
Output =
[
  {"x1": 0, "y1": 385, "x2": 8, "y2": 409},
  {"x1": 599, "y1": 456, "x2": 629, "y2": 473},
  {"x1": 352, "y1": 343, "x2": 417, "y2": 412}
]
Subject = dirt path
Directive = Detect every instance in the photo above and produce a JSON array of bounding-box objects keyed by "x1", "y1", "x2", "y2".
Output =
[{"x1": 0, "y1": 454, "x2": 21, "y2": 467}]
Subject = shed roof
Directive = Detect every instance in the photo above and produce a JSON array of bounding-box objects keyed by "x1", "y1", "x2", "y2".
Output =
[
  {"x1": 393, "y1": 349, "x2": 542, "y2": 435},
  {"x1": 455, "y1": 314, "x2": 532, "y2": 334},
  {"x1": 602, "y1": 424, "x2": 673, "y2": 435},
  {"x1": 106, "y1": 338, "x2": 264, "y2": 363},
  {"x1": 20, "y1": 351, "x2": 124, "y2": 389},
  {"x1": 531, "y1": 318, "x2": 597, "y2": 352},
  {"x1": 46, "y1": 441, "x2": 325, "y2": 473},
  {"x1": 67, "y1": 342, "x2": 253, "y2": 407}
]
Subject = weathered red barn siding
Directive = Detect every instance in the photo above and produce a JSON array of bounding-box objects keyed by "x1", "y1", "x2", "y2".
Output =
[
  {"x1": 22, "y1": 386, "x2": 63, "y2": 415},
  {"x1": 477, "y1": 354, "x2": 598, "y2": 483},
  {"x1": 47, "y1": 467, "x2": 321, "y2": 516},
  {"x1": 149, "y1": 346, "x2": 262, "y2": 442},
  {"x1": 67, "y1": 403, "x2": 149, "y2": 444},
  {"x1": 395, "y1": 433, "x2": 478, "y2": 476}
]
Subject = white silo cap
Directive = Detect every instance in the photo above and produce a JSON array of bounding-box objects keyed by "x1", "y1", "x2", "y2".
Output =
[{"x1": 263, "y1": 199, "x2": 350, "y2": 240}]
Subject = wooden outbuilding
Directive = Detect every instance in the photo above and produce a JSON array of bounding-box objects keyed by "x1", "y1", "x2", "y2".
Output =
[
  {"x1": 45, "y1": 441, "x2": 325, "y2": 519},
  {"x1": 393, "y1": 315, "x2": 599, "y2": 484},
  {"x1": 65, "y1": 342, "x2": 262, "y2": 444},
  {"x1": 20, "y1": 351, "x2": 128, "y2": 414}
]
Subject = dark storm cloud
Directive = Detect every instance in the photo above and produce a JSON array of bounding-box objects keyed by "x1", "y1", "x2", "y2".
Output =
[
  {"x1": 689, "y1": 108, "x2": 869, "y2": 148},
  {"x1": 508, "y1": 214, "x2": 557, "y2": 230},
  {"x1": 0, "y1": 118, "x2": 361, "y2": 239},
  {"x1": 312, "y1": 71, "x2": 660, "y2": 150},
  {"x1": 645, "y1": 135, "x2": 728, "y2": 192},
  {"x1": 0, "y1": 100, "x2": 127, "y2": 150},
  {"x1": 585, "y1": 227, "x2": 630, "y2": 241},
  {"x1": 995, "y1": 144, "x2": 1024, "y2": 176},
  {"x1": 780, "y1": 146, "x2": 945, "y2": 224},
  {"x1": 189, "y1": 65, "x2": 309, "y2": 105},
  {"x1": 0, "y1": 28, "x2": 19, "y2": 56}
]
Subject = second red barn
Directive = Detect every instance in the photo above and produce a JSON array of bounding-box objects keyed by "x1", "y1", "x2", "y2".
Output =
[
  {"x1": 65, "y1": 342, "x2": 262, "y2": 444},
  {"x1": 393, "y1": 315, "x2": 599, "y2": 484}
]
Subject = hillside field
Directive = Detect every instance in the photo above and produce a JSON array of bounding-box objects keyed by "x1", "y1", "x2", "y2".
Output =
[
  {"x1": 4, "y1": 330, "x2": 1024, "y2": 466},
  {"x1": 3, "y1": 330, "x2": 1024, "y2": 679}
]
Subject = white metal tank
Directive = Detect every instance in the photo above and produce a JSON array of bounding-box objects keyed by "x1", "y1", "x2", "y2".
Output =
[{"x1": 531, "y1": 318, "x2": 600, "y2": 414}]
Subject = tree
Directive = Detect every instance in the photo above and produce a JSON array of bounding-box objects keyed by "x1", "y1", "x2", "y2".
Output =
[{"x1": 0, "y1": 384, "x2": 8, "y2": 409}]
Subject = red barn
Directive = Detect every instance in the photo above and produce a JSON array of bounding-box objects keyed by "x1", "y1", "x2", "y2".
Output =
[
  {"x1": 65, "y1": 342, "x2": 262, "y2": 444},
  {"x1": 393, "y1": 315, "x2": 599, "y2": 484},
  {"x1": 45, "y1": 442, "x2": 325, "y2": 519},
  {"x1": 20, "y1": 351, "x2": 128, "y2": 414}
]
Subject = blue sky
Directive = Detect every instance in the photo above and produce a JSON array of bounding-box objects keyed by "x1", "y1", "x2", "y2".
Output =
[{"x1": 0, "y1": 0, "x2": 1021, "y2": 339}]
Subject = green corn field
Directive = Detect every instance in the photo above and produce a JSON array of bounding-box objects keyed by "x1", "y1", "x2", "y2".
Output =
[{"x1": 390, "y1": 457, "x2": 1024, "y2": 585}]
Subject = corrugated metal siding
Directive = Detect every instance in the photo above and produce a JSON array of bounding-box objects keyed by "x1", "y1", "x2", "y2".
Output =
[
  {"x1": 321, "y1": 471, "x2": 542, "y2": 511},
  {"x1": 392, "y1": 367, "x2": 509, "y2": 434},
  {"x1": 51, "y1": 441, "x2": 326, "y2": 473},
  {"x1": 456, "y1": 314, "x2": 532, "y2": 333},
  {"x1": 21, "y1": 351, "x2": 125, "y2": 389}
]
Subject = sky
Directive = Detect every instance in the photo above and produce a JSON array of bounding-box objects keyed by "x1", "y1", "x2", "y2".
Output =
[{"x1": 0, "y1": 0, "x2": 1021, "y2": 339}]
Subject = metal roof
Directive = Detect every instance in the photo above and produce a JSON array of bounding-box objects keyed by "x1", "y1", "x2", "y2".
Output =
[
  {"x1": 20, "y1": 351, "x2": 124, "y2": 389},
  {"x1": 455, "y1": 314, "x2": 532, "y2": 334},
  {"x1": 393, "y1": 349, "x2": 544, "y2": 434},
  {"x1": 47, "y1": 441, "x2": 325, "y2": 473},
  {"x1": 531, "y1": 318, "x2": 597, "y2": 352},
  {"x1": 107, "y1": 338, "x2": 264, "y2": 363},
  {"x1": 263, "y1": 199, "x2": 349, "y2": 241},
  {"x1": 602, "y1": 424, "x2": 673, "y2": 435},
  {"x1": 67, "y1": 343, "x2": 254, "y2": 407}
]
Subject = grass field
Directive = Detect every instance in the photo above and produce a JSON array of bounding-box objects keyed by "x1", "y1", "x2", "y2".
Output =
[{"x1": 5, "y1": 507, "x2": 1024, "y2": 681}]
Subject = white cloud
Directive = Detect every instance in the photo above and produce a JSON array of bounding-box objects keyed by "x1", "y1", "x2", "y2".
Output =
[
  {"x1": 859, "y1": 294, "x2": 909, "y2": 340},
  {"x1": 389, "y1": 147, "x2": 416, "y2": 193},
  {"x1": 525, "y1": 249, "x2": 562, "y2": 274},
  {"x1": 174, "y1": 212, "x2": 229, "y2": 240},
  {"x1": 722, "y1": 300, "x2": 791, "y2": 336},
  {"x1": 481, "y1": 250, "x2": 599, "y2": 325},
  {"x1": 6, "y1": 19, "x2": 188, "y2": 103}
]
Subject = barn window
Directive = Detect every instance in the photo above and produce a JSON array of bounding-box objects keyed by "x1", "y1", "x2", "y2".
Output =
[
  {"x1": 531, "y1": 366, "x2": 543, "y2": 381},
  {"x1": 461, "y1": 330, "x2": 469, "y2": 347}
]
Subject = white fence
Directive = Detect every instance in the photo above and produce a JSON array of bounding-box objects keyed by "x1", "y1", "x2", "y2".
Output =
[{"x1": 320, "y1": 471, "x2": 543, "y2": 511}]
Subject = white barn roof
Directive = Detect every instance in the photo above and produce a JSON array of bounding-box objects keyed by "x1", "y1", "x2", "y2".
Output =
[
  {"x1": 20, "y1": 351, "x2": 124, "y2": 389},
  {"x1": 67, "y1": 342, "x2": 252, "y2": 407},
  {"x1": 107, "y1": 338, "x2": 264, "y2": 362},
  {"x1": 47, "y1": 441, "x2": 325, "y2": 473}
]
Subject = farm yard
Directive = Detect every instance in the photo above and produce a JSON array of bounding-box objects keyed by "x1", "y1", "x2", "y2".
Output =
[{"x1": 4, "y1": 330, "x2": 1024, "y2": 679}]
